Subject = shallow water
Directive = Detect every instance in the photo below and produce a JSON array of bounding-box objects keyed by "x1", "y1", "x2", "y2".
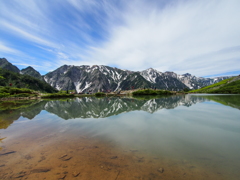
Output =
[{"x1": 0, "y1": 94, "x2": 240, "y2": 180}]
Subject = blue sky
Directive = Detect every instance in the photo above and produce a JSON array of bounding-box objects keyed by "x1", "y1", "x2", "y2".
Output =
[{"x1": 0, "y1": 0, "x2": 239, "y2": 77}]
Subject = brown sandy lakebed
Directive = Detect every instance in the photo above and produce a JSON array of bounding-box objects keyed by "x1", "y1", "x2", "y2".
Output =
[{"x1": 0, "y1": 131, "x2": 226, "y2": 180}]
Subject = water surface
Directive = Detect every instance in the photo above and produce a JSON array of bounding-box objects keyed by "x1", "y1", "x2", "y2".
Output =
[{"x1": 0, "y1": 94, "x2": 240, "y2": 179}]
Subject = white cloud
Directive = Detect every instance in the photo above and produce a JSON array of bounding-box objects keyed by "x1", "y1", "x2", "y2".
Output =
[
  {"x1": 84, "y1": 0, "x2": 240, "y2": 76},
  {"x1": 0, "y1": 0, "x2": 239, "y2": 76}
]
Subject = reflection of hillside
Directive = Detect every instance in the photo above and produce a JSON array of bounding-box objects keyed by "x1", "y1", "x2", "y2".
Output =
[
  {"x1": 0, "y1": 100, "x2": 47, "y2": 129},
  {"x1": 197, "y1": 95, "x2": 240, "y2": 110},
  {"x1": 44, "y1": 96, "x2": 207, "y2": 119},
  {"x1": 21, "y1": 101, "x2": 47, "y2": 119}
]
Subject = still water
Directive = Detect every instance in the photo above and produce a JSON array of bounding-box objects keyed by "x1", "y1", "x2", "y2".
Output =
[{"x1": 0, "y1": 94, "x2": 240, "y2": 180}]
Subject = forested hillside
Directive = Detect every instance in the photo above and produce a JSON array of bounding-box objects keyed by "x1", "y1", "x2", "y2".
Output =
[{"x1": 0, "y1": 68, "x2": 57, "y2": 93}]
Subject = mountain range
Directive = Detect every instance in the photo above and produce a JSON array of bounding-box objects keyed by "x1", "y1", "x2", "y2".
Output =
[{"x1": 0, "y1": 57, "x2": 230, "y2": 93}]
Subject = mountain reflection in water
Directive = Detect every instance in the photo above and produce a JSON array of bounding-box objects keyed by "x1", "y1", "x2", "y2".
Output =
[{"x1": 1, "y1": 95, "x2": 240, "y2": 125}]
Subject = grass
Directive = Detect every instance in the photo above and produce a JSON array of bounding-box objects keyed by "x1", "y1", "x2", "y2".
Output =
[
  {"x1": 189, "y1": 77, "x2": 240, "y2": 94},
  {"x1": 41, "y1": 93, "x2": 74, "y2": 98},
  {"x1": 0, "y1": 86, "x2": 38, "y2": 98}
]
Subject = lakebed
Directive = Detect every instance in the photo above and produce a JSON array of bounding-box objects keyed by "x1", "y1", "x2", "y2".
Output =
[{"x1": 0, "y1": 94, "x2": 240, "y2": 180}]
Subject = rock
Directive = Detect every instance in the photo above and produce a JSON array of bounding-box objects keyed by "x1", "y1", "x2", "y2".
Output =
[
  {"x1": 157, "y1": 168, "x2": 164, "y2": 173},
  {"x1": 110, "y1": 156, "x2": 118, "y2": 159},
  {"x1": 0, "y1": 151, "x2": 16, "y2": 156},
  {"x1": 13, "y1": 171, "x2": 27, "y2": 178},
  {"x1": 59, "y1": 154, "x2": 72, "y2": 161},
  {"x1": 31, "y1": 168, "x2": 51, "y2": 173},
  {"x1": 72, "y1": 171, "x2": 80, "y2": 177},
  {"x1": 62, "y1": 157, "x2": 72, "y2": 161},
  {"x1": 14, "y1": 174, "x2": 25, "y2": 178},
  {"x1": 58, "y1": 174, "x2": 66, "y2": 179},
  {"x1": 59, "y1": 154, "x2": 68, "y2": 159},
  {"x1": 0, "y1": 164, "x2": 5, "y2": 167}
]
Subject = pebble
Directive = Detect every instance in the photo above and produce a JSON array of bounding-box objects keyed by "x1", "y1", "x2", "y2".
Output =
[
  {"x1": 157, "y1": 168, "x2": 164, "y2": 173},
  {"x1": 110, "y1": 156, "x2": 118, "y2": 159},
  {"x1": 59, "y1": 154, "x2": 68, "y2": 159},
  {"x1": 31, "y1": 168, "x2": 51, "y2": 173},
  {"x1": 58, "y1": 174, "x2": 66, "y2": 179},
  {"x1": 72, "y1": 171, "x2": 80, "y2": 177}
]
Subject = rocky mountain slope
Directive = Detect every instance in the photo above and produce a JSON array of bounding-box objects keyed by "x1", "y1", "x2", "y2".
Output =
[
  {"x1": 44, "y1": 64, "x2": 230, "y2": 93},
  {"x1": 1, "y1": 58, "x2": 231, "y2": 93},
  {"x1": 43, "y1": 65, "x2": 189, "y2": 93},
  {"x1": 0, "y1": 58, "x2": 20, "y2": 73},
  {"x1": 190, "y1": 76, "x2": 240, "y2": 94}
]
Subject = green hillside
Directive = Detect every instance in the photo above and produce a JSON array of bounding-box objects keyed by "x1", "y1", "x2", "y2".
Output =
[
  {"x1": 190, "y1": 76, "x2": 240, "y2": 94},
  {"x1": 0, "y1": 68, "x2": 57, "y2": 93}
]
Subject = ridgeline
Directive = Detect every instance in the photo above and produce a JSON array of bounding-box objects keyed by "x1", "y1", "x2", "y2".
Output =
[{"x1": 190, "y1": 76, "x2": 240, "y2": 94}]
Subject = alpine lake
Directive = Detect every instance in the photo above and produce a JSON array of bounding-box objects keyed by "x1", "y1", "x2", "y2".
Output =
[{"x1": 0, "y1": 94, "x2": 240, "y2": 180}]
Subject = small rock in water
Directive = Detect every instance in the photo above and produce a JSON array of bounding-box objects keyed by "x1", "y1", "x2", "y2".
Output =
[
  {"x1": 62, "y1": 156, "x2": 72, "y2": 161},
  {"x1": 58, "y1": 174, "x2": 66, "y2": 179},
  {"x1": 110, "y1": 156, "x2": 118, "y2": 159},
  {"x1": 0, "y1": 151, "x2": 16, "y2": 156},
  {"x1": 59, "y1": 154, "x2": 72, "y2": 161},
  {"x1": 72, "y1": 171, "x2": 80, "y2": 177},
  {"x1": 158, "y1": 168, "x2": 164, "y2": 173},
  {"x1": 31, "y1": 168, "x2": 51, "y2": 173},
  {"x1": 59, "y1": 154, "x2": 68, "y2": 159},
  {"x1": 14, "y1": 171, "x2": 27, "y2": 178}
]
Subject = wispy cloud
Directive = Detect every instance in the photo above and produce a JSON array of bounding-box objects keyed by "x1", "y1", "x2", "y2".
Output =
[
  {"x1": 0, "y1": 0, "x2": 239, "y2": 76},
  {"x1": 0, "y1": 42, "x2": 21, "y2": 54},
  {"x1": 86, "y1": 0, "x2": 240, "y2": 76}
]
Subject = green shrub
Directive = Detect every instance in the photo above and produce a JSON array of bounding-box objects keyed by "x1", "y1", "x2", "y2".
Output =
[
  {"x1": 0, "y1": 87, "x2": 33, "y2": 94},
  {"x1": 0, "y1": 92, "x2": 10, "y2": 98},
  {"x1": 10, "y1": 93, "x2": 32, "y2": 97},
  {"x1": 9, "y1": 88, "x2": 33, "y2": 95},
  {"x1": 41, "y1": 93, "x2": 74, "y2": 98},
  {"x1": 95, "y1": 92, "x2": 106, "y2": 97},
  {"x1": 132, "y1": 89, "x2": 172, "y2": 95}
]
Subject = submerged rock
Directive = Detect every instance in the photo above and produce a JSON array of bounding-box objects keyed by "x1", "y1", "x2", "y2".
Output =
[
  {"x1": 31, "y1": 168, "x2": 51, "y2": 173},
  {"x1": 157, "y1": 168, "x2": 164, "y2": 173},
  {"x1": 110, "y1": 156, "x2": 118, "y2": 159},
  {"x1": 72, "y1": 171, "x2": 80, "y2": 177}
]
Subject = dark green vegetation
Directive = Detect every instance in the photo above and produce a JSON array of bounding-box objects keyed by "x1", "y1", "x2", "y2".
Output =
[
  {"x1": 94, "y1": 92, "x2": 106, "y2": 97},
  {"x1": 190, "y1": 76, "x2": 240, "y2": 94},
  {"x1": 0, "y1": 87, "x2": 38, "y2": 98},
  {"x1": 41, "y1": 91, "x2": 74, "y2": 98},
  {"x1": 0, "y1": 68, "x2": 57, "y2": 93},
  {"x1": 21, "y1": 66, "x2": 43, "y2": 80},
  {"x1": 132, "y1": 89, "x2": 173, "y2": 95}
]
